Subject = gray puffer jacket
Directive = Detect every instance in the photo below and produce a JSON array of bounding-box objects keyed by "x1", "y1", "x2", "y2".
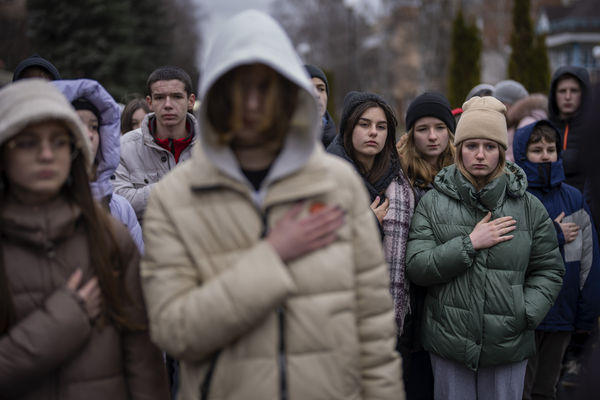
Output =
[{"x1": 113, "y1": 113, "x2": 198, "y2": 221}]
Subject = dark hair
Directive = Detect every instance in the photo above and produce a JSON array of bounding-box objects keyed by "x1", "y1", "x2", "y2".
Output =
[
  {"x1": 342, "y1": 99, "x2": 398, "y2": 184},
  {"x1": 529, "y1": 122, "x2": 559, "y2": 147},
  {"x1": 0, "y1": 124, "x2": 141, "y2": 334},
  {"x1": 72, "y1": 97, "x2": 101, "y2": 125},
  {"x1": 120, "y1": 97, "x2": 150, "y2": 134},
  {"x1": 205, "y1": 64, "x2": 299, "y2": 146},
  {"x1": 146, "y1": 66, "x2": 193, "y2": 97}
]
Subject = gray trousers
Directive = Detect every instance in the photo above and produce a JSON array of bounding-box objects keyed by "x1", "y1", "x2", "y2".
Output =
[{"x1": 430, "y1": 352, "x2": 528, "y2": 400}]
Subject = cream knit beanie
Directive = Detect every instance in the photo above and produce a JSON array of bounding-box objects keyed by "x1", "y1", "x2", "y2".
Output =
[
  {"x1": 454, "y1": 96, "x2": 508, "y2": 149},
  {"x1": 0, "y1": 79, "x2": 91, "y2": 166}
]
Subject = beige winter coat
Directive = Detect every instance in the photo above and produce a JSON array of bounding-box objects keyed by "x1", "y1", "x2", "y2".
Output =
[
  {"x1": 141, "y1": 10, "x2": 403, "y2": 400},
  {"x1": 142, "y1": 145, "x2": 402, "y2": 400}
]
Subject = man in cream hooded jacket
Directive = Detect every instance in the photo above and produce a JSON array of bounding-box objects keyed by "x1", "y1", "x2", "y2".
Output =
[{"x1": 140, "y1": 10, "x2": 404, "y2": 400}]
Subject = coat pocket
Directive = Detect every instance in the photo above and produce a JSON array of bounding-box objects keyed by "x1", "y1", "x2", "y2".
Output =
[{"x1": 511, "y1": 285, "x2": 527, "y2": 333}]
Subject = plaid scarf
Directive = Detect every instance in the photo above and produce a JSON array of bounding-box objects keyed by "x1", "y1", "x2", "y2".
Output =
[{"x1": 382, "y1": 171, "x2": 415, "y2": 333}]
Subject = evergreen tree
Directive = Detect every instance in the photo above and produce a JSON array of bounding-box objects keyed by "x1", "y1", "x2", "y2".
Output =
[
  {"x1": 530, "y1": 33, "x2": 550, "y2": 93},
  {"x1": 25, "y1": 0, "x2": 200, "y2": 100},
  {"x1": 447, "y1": 9, "x2": 482, "y2": 108},
  {"x1": 507, "y1": 0, "x2": 549, "y2": 93}
]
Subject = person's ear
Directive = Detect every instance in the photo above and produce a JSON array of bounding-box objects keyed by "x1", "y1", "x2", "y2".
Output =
[{"x1": 187, "y1": 93, "x2": 196, "y2": 111}]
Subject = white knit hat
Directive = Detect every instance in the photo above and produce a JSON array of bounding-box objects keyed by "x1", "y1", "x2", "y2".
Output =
[
  {"x1": 0, "y1": 79, "x2": 92, "y2": 166},
  {"x1": 455, "y1": 96, "x2": 508, "y2": 149}
]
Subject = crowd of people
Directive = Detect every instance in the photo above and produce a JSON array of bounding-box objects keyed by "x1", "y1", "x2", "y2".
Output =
[{"x1": 1, "y1": 9, "x2": 599, "y2": 400}]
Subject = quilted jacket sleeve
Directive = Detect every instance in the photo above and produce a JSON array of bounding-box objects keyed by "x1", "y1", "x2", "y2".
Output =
[
  {"x1": 405, "y1": 193, "x2": 476, "y2": 286},
  {"x1": 347, "y1": 173, "x2": 405, "y2": 400},
  {"x1": 114, "y1": 222, "x2": 169, "y2": 400},
  {"x1": 140, "y1": 184, "x2": 297, "y2": 362},
  {"x1": 111, "y1": 193, "x2": 144, "y2": 254},
  {"x1": 0, "y1": 289, "x2": 91, "y2": 392},
  {"x1": 113, "y1": 137, "x2": 153, "y2": 221},
  {"x1": 524, "y1": 195, "x2": 565, "y2": 330}
]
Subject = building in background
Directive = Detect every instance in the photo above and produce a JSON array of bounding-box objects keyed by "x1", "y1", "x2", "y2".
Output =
[{"x1": 537, "y1": 0, "x2": 600, "y2": 80}]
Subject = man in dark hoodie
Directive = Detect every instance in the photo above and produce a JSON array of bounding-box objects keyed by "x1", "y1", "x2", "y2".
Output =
[{"x1": 548, "y1": 66, "x2": 591, "y2": 192}]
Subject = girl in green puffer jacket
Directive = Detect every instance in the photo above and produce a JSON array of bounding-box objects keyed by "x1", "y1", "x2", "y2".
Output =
[{"x1": 405, "y1": 96, "x2": 564, "y2": 400}]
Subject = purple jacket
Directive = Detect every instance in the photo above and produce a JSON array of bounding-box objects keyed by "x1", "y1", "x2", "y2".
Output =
[{"x1": 53, "y1": 79, "x2": 143, "y2": 253}]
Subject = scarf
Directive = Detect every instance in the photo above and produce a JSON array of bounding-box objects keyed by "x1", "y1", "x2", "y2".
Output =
[{"x1": 382, "y1": 171, "x2": 415, "y2": 333}]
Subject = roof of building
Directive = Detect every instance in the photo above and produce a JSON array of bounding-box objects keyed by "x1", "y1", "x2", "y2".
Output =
[{"x1": 542, "y1": 0, "x2": 600, "y2": 34}]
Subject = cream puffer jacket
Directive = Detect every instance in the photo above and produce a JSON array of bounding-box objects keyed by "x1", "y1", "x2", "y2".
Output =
[
  {"x1": 141, "y1": 144, "x2": 404, "y2": 400},
  {"x1": 141, "y1": 10, "x2": 403, "y2": 400}
]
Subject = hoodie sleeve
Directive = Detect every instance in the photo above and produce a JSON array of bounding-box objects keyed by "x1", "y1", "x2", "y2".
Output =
[
  {"x1": 110, "y1": 193, "x2": 144, "y2": 254},
  {"x1": 523, "y1": 195, "x2": 565, "y2": 330}
]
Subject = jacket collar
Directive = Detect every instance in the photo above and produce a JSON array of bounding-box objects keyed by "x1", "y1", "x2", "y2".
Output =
[
  {"x1": 0, "y1": 194, "x2": 81, "y2": 248},
  {"x1": 189, "y1": 146, "x2": 337, "y2": 209},
  {"x1": 142, "y1": 113, "x2": 199, "y2": 148},
  {"x1": 435, "y1": 162, "x2": 527, "y2": 212},
  {"x1": 513, "y1": 120, "x2": 565, "y2": 191}
]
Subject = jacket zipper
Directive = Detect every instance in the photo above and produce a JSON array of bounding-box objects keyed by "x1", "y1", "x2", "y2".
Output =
[
  {"x1": 260, "y1": 207, "x2": 288, "y2": 400},
  {"x1": 198, "y1": 204, "x2": 288, "y2": 400},
  {"x1": 200, "y1": 351, "x2": 221, "y2": 400},
  {"x1": 278, "y1": 306, "x2": 288, "y2": 400}
]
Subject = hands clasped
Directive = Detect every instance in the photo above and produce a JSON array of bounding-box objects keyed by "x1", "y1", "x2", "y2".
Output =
[{"x1": 469, "y1": 212, "x2": 517, "y2": 250}]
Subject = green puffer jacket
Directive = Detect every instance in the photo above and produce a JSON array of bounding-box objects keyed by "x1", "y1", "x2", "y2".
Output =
[{"x1": 405, "y1": 162, "x2": 564, "y2": 371}]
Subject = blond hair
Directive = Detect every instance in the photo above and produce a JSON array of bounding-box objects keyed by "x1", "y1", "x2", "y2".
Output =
[{"x1": 398, "y1": 127, "x2": 455, "y2": 188}]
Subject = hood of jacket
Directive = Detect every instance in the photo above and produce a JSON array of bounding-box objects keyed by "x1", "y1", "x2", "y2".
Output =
[
  {"x1": 196, "y1": 10, "x2": 319, "y2": 202},
  {"x1": 53, "y1": 79, "x2": 121, "y2": 200},
  {"x1": 506, "y1": 94, "x2": 548, "y2": 129},
  {"x1": 548, "y1": 66, "x2": 591, "y2": 122},
  {"x1": 433, "y1": 161, "x2": 528, "y2": 212},
  {"x1": 513, "y1": 120, "x2": 565, "y2": 191}
]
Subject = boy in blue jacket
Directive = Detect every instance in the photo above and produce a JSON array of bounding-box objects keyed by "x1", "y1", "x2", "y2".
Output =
[{"x1": 514, "y1": 120, "x2": 600, "y2": 400}]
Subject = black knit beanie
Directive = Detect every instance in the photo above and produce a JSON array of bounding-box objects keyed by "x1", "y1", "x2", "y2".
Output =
[
  {"x1": 71, "y1": 98, "x2": 101, "y2": 125},
  {"x1": 304, "y1": 64, "x2": 329, "y2": 95},
  {"x1": 339, "y1": 91, "x2": 388, "y2": 137},
  {"x1": 12, "y1": 54, "x2": 61, "y2": 82},
  {"x1": 405, "y1": 91, "x2": 455, "y2": 133}
]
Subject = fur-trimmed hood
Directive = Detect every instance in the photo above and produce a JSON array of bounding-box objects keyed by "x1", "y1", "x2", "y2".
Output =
[{"x1": 507, "y1": 94, "x2": 548, "y2": 129}]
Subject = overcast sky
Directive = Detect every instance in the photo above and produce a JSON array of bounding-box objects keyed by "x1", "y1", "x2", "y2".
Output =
[{"x1": 193, "y1": 0, "x2": 383, "y2": 65}]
